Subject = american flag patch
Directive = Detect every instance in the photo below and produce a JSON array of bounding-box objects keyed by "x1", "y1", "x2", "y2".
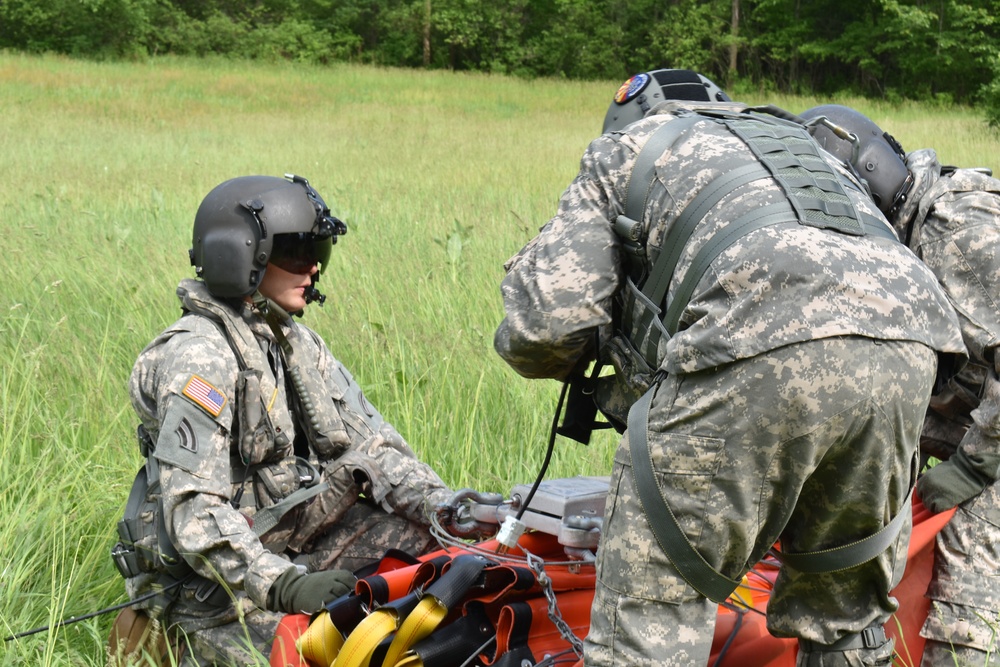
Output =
[{"x1": 182, "y1": 375, "x2": 227, "y2": 417}]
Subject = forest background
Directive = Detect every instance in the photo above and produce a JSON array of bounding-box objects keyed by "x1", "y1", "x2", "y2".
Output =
[{"x1": 5, "y1": 0, "x2": 1000, "y2": 125}]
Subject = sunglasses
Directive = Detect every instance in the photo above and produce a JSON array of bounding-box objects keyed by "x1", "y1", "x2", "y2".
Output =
[{"x1": 269, "y1": 233, "x2": 333, "y2": 274}]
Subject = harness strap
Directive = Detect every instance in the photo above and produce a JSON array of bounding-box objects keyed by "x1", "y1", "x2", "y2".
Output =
[
  {"x1": 297, "y1": 610, "x2": 345, "y2": 666},
  {"x1": 642, "y1": 162, "x2": 771, "y2": 308},
  {"x1": 627, "y1": 386, "x2": 741, "y2": 602},
  {"x1": 776, "y1": 491, "x2": 912, "y2": 574},
  {"x1": 632, "y1": 162, "x2": 774, "y2": 360},
  {"x1": 623, "y1": 115, "x2": 702, "y2": 228},
  {"x1": 628, "y1": 385, "x2": 913, "y2": 601},
  {"x1": 248, "y1": 481, "x2": 330, "y2": 536},
  {"x1": 662, "y1": 202, "x2": 797, "y2": 335}
]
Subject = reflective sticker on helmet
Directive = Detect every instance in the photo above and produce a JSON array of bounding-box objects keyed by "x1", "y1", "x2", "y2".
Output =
[
  {"x1": 183, "y1": 375, "x2": 227, "y2": 417},
  {"x1": 614, "y1": 73, "x2": 650, "y2": 104}
]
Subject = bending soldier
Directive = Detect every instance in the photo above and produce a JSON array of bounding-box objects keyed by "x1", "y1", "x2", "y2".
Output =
[
  {"x1": 110, "y1": 175, "x2": 451, "y2": 665},
  {"x1": 806, "y1": 105, "x2": 1000, "y2": 667},
  {"x1": 494, "y1": 70, "x2": 966, "y2": 665}
]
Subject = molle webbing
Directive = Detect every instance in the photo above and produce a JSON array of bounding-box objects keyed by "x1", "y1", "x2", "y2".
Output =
[
  {"x1": 615, "y1": 109, "x2": 898, "y2": 370},
  {"x1": 719, "y1": 113, "x2": 895, "y2": 241}
]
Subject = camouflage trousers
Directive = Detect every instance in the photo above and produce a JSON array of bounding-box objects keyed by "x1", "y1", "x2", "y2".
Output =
[
  {"x1": 163, "y1": 500, "x2": 440, "y2": 666},
  {"x1": 922, "y1": 638, "x2": 1000, "y2": 667},
  {"x1": 585, "y1": 337, "x2": 937, "y2": 667},
  {"x1": 920, "y1": 481, "x2": 1000, "y2": 664}
]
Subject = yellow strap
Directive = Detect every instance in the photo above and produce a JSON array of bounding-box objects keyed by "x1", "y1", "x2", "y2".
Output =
[
  {"x1": 331, "y1": 609, "x2": 398, "y2": 667},
  {"x1": 297, "y1": 610, "x2": 345, "y2": 667},
  {"x1": 381, "y1": 597, "x2": 447, "y2": 667}
]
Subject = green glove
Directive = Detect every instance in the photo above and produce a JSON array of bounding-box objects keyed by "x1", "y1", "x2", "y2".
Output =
[
  {"x1": 917, "y1": 449, "x2": 994, "y2": 513},
  {"x1": 266, "y1": 567, "x2": 356, "y2": 614}
]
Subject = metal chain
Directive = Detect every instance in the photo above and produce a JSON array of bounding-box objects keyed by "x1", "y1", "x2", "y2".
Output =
[{"x1": 524, "y1": 549, "x2": 584, "y2": 659}]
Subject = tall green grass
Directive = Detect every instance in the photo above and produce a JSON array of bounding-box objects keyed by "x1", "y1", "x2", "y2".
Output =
[{"x1": 1, "y1": 52, "x2": 998, "y2": 665}]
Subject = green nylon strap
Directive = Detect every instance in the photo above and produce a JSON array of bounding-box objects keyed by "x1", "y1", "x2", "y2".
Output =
[
  {"x1": 249, "y1": 481, "x2": 329, "y2": 536},
  {"x1": 635, "y1": 162, "x2": 772, "y2": 363},
  {"x1": 627, "y1": 386, "x2": 742, "y2": 602},
  {"x1": 663, "y1": 202, "x2": 798, "y2": 335},
  {"x1": 641, "y1": 162, "x2": 770, "y2": 307},
  {"x1": 628, "y1": 384, "x2": 913, "y2": 599},
  {"x1": 623, "y1": 115, "x2": 702, "y2": 229},
  {"x1": 777, "y1": 489, "x2": 913, "y2": 574}
]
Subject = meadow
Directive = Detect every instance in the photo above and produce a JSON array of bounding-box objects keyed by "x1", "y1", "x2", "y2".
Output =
[{"x1": 1, "y1": 52, "x2": 998, "y2": 665}]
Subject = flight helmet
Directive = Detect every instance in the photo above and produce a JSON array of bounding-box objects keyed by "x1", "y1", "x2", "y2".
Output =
[
  {"x1": 799, "y1": 104, "x2": 912, "y2": 216},
  {"x1": 189, "y1": 174, "x2": 346, "y2": 302},
  {"x1": 602, "y1": 68, "x2": 731, "y2": 133}
]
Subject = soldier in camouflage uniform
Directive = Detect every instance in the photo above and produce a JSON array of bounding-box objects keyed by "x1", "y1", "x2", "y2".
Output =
[
  {"x1": 808, "y1": 108, "x2": 1000, "y2": 666},
  {"x1": 494, "y1": 71, "x2": 966, "y2": 666},
  {"x1": 907, "y1": 151, "x2": 1000, "y2": 667},
  {"x1": 111, "y1": 175, "x2": 451, "y2": 665}
]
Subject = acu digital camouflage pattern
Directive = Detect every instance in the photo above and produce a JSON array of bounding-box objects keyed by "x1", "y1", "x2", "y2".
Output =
[
  {"x1": 585, "y1": 338, "x2": 930, "y2": 666},
  {"x1": 892, "y1": 149, "x2": 1000, "y2": 662},
  {"x1": 495, "y1": 102, "x2": 965, "y2": 382},
  {"x1": 124, "y1": 279, "x2": 449, "y2": 665},
  {"x1": 494, "y1": 104, "x2": 967, "y2": 665}
]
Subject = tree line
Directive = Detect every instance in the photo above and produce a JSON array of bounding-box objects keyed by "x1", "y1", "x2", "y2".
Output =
[{"x1": 3, "y1": 0, "x2": 1000, "y2": 122}]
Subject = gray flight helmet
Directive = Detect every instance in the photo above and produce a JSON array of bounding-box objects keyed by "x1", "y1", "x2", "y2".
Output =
[
  {"x1": 190, "y1": 174, "x2": 346, "y2": 299},
  {"x1": 799, "y1": 104, "x2": 912, "y2": 217},
  {"x1": 602, "y1": 68, "x2": 731, "y2": 134}
]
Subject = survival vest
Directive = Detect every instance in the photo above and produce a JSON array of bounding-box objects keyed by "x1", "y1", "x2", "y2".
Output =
[{"x1": 111, "y1": 280, "x2": 382, "y2": 612}]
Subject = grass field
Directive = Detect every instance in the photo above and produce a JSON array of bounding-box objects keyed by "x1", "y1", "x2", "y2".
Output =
[{"x1": 1, "y1": 51, "x2": 998, "y2": 665}]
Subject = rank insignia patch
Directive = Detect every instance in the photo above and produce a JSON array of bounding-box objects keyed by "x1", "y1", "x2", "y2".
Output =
[{"x1": 183, "y1": 375, "x2": 227, "y2": 417}]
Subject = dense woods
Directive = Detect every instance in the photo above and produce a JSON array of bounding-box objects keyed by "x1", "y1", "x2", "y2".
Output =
[{"x1": 3, "y1": 0, "x2": 1000, "y2": 122}]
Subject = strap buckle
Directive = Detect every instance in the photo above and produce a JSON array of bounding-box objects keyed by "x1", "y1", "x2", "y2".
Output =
[
  {"x1": 111, "y1": 541, "x2": 139, "y2": 579},
  {"x1": 860, "y1": 625, "x2": 888, "y2": 649}
]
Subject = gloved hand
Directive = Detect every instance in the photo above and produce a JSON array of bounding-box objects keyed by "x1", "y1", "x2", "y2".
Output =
[
  {"x1": 917, "y1": 448, "x2": 995, "y2": 513},
  {"x1": 266, "y1": 567, "x2": 356, "y2": 614}
]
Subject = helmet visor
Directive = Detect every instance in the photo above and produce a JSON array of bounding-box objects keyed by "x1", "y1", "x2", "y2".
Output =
[{"x1": 270, "y1": 232, "x2": 333, "y2": 274}]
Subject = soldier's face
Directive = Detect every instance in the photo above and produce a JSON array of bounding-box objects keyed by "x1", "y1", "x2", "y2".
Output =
[{"x1": 258, "y1": 262, "x2": 318, "y2": 312}]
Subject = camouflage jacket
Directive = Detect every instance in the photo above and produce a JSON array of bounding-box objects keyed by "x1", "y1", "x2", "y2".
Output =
[
  {"x1": 495, "y1": 103, "x2": 966, "y2": 382},
  {"x1": 897, "y1": 149, "x2": 1000, "y2": 469},
  {"x1": 128, "y1": 279, "x2": 450, "y2": 608}
]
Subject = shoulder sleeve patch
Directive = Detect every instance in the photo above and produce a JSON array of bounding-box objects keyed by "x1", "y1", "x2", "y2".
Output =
[{"x1": 182, "y1": 375, "x2": 227, "y2": 417}]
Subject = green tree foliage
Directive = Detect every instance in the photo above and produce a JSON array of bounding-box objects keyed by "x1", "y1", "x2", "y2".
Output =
[
  {"x1": 0, "y1": 0, "x2": 157, "y2": 57},
  {"x1": 2, "y1": 0, "x2": 1000, "y2": 119}
]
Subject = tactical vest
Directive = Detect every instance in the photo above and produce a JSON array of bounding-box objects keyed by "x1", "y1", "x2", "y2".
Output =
[
  {"x1": 111, "y1": 280, "x2": 380, "y2": 607},
  {"x1": 603, "y1": 106, "x2": 898, "y2": 402}
]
